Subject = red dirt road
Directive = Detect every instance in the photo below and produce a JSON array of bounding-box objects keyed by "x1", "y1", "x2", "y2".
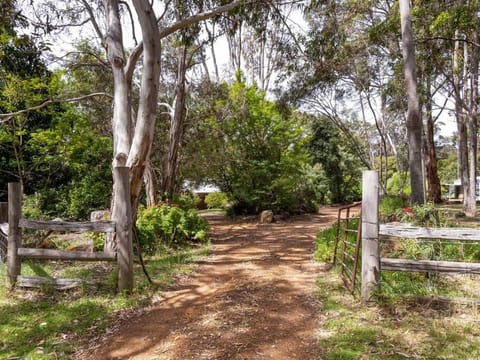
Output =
[{"x1": 76, "y1": 209, "x2": 337, "y2": 359}]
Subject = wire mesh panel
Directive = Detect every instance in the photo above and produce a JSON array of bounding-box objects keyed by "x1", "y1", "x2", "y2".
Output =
[{"x1": 333, "y1": 202, "x2": 362, "y2": 293}]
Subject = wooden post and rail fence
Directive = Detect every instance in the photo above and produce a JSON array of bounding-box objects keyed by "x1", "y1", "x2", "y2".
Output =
[
  {"x1": 360, "y1": 170, "x2": 480, "y2": 301},
  {"x1": 4, "y1": 167, "x2": 133, "y2": 292}
]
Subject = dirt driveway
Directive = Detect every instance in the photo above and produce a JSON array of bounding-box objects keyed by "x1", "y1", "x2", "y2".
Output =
[{"x1": 77, "y1": 208, "x2": 338, "y2": 359}]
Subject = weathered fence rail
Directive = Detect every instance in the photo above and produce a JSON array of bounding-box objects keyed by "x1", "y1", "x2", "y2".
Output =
[
  {"x1": 19, "y1": 219, "x2": 116, "y2": 233},
  {"x1": 360, "y1": 170, "x2": 480, "y2": 301},
  {"x1": 5, "y1": 167, "x2": 134, "y2": 292},
  {"x1": 17, "y1": 248, "x2": 117, "y2": 261},
  {"x1": 379, "y1": 224, "x2": 480, "y2": 241},
  {"x1": 380, "y1": 258, "x2": 480, "y2": 274}
]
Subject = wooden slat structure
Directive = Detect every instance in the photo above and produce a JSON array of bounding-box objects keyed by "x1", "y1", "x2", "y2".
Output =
[
  {"x1": 5, "y1": 168, "x2": 134, "y2": 292},
  {"x1": 360, "y1": 171, "x2": 480, "y2": 301},
  {"x1": 7, "y1": 183, "x2": 21, "y2": 289},
  {"x1": 380, "y1": 224, "x2": 480, "y2": 241},
  {"x1": 381, "y1": 258, "x2": 480, "y2": 274},
  {"x1": 17, "y1": 248, "x2": 116, "y2": 261},
  {"x1": 20, "y1": 219, "x2": 116, "y2": 233},
  {"x1": 17, "y1": 275, "x2": 82, "y2": 290},
  {"x1": 379, "y1": 224, "x2": 480, "y2": 275}
]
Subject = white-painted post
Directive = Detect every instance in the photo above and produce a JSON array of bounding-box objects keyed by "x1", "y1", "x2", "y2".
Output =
[
  {"x1": 113, "y1": 167, "x2": 133, "y2": 293},
  {"x1": 361, "y1": 171, "x2": 380, "y2": 301}
]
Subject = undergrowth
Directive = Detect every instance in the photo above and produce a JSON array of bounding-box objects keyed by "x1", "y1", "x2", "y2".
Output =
[
  {"x1": 315, "y1": 222, "x2": 480, "y2": 359},
  {"x1": 315, "y1": 271, "x2": 480, "y2": 360},
  {"x1": 0, "y1": 241, "x2": 209, "y2": 359}
]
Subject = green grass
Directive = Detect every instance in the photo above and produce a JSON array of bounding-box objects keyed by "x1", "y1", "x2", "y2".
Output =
[
  {"x1": 315, "y1": 272, "x2": 480, "y2": 360},
  {"x1": 315, "y1": 221, "x2": 480, "y2": 359},
  {"x1": 0, "y1": 241, "x2": 209, "y2": 359}
]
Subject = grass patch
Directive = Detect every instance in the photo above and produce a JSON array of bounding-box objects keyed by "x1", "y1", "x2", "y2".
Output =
[
  {"x1": 0, "y1": 241, "x2": 209, "y2": 359},
  {"x1": 315, "y1": 271, "x2": 480, "y2": 360},
  {"x1": 315, "y1": 221, "x2": 480, "y2": 359}
]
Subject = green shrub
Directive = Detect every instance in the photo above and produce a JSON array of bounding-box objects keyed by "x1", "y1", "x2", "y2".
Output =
[
  {"x1": 171, "y1": 191, "x2": 200, "y2": 210},
  {"x1": 85, "y1": 232, "x2": 106, "y2": 251},
  {"x1": 406, "y1": 202, "x2": 444, "y2": 227},
  {"x1": 379, "y1": 195, "x2": 405, "y2": 221},
  {"x1": 22, "y1": 193, "x2": 45, "y2": 219},
  {"x1": 386, "y1": 172, "x2": 411, "y2": 196},
  {"x1": 314, "y1": 224, "x2": 338, "y2": 262},
  {"x1": 136, "y1": 204, "x2": 209, "y2": 254},
  {"x1": 205, "y1": 192, "x2": 228, "y2": 209}
]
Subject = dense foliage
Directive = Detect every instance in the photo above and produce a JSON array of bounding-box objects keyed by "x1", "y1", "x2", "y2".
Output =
[
  {"x1": 0, "y1": 8, "x2": 112, "y2": 219},
  {"x1": 136, "y1": 204, "x2": 209, "y2": 255},
  {"x1": 0, "y1": 2, "x2": 52, "y2": 199},
  {"x1": 308, "y1": 115, "x2": 362, "y2": 204},
  {"x1": 205, "y1": 192, "x2": 228, "y2": 209},
  {"x1": 22, "y1": 102, "x2": 112, "y2": 220},
  {"x1": 182, "y1": 78, "x2": 321, "y2": 215}
]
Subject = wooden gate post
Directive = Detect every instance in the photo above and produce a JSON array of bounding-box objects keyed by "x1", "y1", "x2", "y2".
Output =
[
  {"x1": 361, "y1": 171, "x2": 380, "y2": 301},
  {"x1": 6, "y1": 183, "x2": 22, "y2": 289},
  {"x1": 113, "y1": 167, "x2": 133, "y2": 292}
]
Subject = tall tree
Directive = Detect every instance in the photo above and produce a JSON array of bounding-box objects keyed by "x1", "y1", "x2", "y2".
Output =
[
  {"x1": 430, "y1": 2, "x2": 479, "y2": 215},
  {"x1": 399, "y1": 0, "x2": 425, "y2": 204},
  {"x1": 0, "y1": 0, "x2": 253, "y2": 251}
]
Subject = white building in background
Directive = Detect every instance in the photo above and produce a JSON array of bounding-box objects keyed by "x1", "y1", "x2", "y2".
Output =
[
  {"x1": 447, "y1": 177, "x2": 480, "y2": 201},
  {"x1": 183, "y1": 181, "x2": 221, "y2": 209}
]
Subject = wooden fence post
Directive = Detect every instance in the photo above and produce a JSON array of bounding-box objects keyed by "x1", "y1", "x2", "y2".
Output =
[
  {"x1": 113, "y1": 167, "x2": 133, "y2": 292},
  {"x1": 361, "y1": 171, "x2": 380, "y2": 301},
  {"x1": 6, "y1": 183, "x2": 22, "y2": 289}
]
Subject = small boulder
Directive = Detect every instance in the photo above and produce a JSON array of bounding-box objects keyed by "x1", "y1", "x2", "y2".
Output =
[{"x1": 260, "y1": 210, "x2": 274, "y2": 224}]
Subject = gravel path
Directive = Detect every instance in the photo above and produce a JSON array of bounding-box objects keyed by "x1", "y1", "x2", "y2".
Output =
[{"x1": 76, "y1": 209, "x2": 337, "y2": 359}]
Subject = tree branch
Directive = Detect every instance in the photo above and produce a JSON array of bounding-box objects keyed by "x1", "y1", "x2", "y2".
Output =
[
  {"x1": 125, "y1": 0, "x2": 252, "y2": 83},
  {"x1": 418, "y1": 36, "x2": 480, "y2": 48},
  {"x1": 120, "y1": 1, "x2": 138, "y2": 46},
  {"x1": 81, "y1": 0, "x2": 105, "y2": 47},
  {"x1": 0, "y1": 93, "x2": 113, "y2": 123}
]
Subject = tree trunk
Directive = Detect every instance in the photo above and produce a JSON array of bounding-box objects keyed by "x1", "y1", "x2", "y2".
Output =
[
  {"x1": 358, "y1": 92, "x2": 375, "y2": 168},
  {"x1": 399, "y1": 0, "x2": 425, "y2": 205},
  {"x1": 424, "y1": 76, "x2": 442, "y2": 203},
  {"x1": 466, "y1": 30, "x2": 478, "y2": 216},
  {"x1": 105, "y1": 0, "x2": 131, "y2": 252},
  {"x1": 163, "y1": 45, "x2": 188, "y2": 198},
  {"x1": 102, "y1": 0, "x2": 247, "y2": 251},
  {"x1": 453, "y1": 32, "x2": 471, "y2": 214},
  {"x1": 205, "y1": 23, "x2": 219, "y2": 82},
  {"x1": 143, "y1": 160, "x2": 156, "y2": 207},
  {"x1": 126, "y1": 0, "x2": 161, "y2": 215}
]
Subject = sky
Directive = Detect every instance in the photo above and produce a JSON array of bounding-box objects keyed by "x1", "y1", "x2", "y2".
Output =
[{"x1": 17, "y1": 0, "x2": 458, "y2": 138}]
